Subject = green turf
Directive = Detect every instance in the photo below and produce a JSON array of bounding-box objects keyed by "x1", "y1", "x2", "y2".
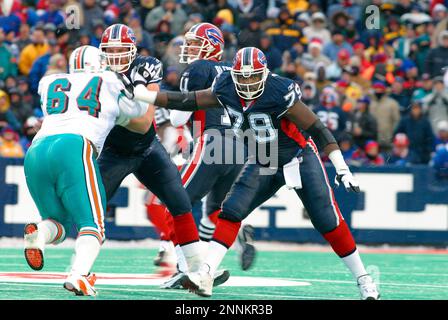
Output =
[{"x1": 0, "y1": 248, "x2": 447, "y2": 300}]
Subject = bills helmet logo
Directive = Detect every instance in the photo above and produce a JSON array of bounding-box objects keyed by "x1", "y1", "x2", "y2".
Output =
[{"x1": 205, "y1": 28, "x2": 224, "y2": 46}]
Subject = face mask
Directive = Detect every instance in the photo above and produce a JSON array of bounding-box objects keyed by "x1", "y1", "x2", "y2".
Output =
[{"x1": 375, "y1": 92, "x2": 384, "y2": 99}]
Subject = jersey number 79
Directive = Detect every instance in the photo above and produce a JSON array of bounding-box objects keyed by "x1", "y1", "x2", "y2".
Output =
[{"x1": 45, "y1": 76, "x2": 103, "y2": 118}]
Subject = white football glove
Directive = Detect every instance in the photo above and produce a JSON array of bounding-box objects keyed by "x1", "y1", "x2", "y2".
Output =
[{"x1": 335, "y1": 168, "x2": 360, "y2": 193}]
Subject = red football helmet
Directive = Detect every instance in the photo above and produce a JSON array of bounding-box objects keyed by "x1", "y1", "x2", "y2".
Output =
[
  {"x1": 99, "y1": 24, "x2": 137, "y2": 73},
  {"x1": 231, "y1": 47, "x2": 269, "y2": 100},
  {"x1": 179, "y1": 23, "x2": 224, "y2": 64}
]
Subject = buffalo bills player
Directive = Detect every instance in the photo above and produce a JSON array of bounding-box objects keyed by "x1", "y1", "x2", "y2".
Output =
[
  {"x1": 158, "y1": 23, "x2": 255, "y2": 289},
  {"x1": 97, "y1": 24, "x2": 227, "y2": 286},
  {"x1": 130, "y1": 47, "x2": 381, "y2": 300}
]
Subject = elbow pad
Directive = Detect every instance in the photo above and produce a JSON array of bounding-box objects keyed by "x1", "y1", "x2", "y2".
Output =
[
  {"x1": 166, "y1": 91, "x2": 198, "y2": 111},
  {"x1": 307, "y1": 120, "x2": 337, "y2": 150}
]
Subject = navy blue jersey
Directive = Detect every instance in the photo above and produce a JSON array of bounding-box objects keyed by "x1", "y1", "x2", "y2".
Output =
[
  {"x1": 180, "y1": 59, "x2": 232, "y2": 134},
  {"x1": 103, "y1": 55, "x2": 163, "y2": 155},
  {"x1": 212, "y1": 71, "x2": 307, "y2": 167},
  {"x1": 314, "y1": 105, "x2": 347, "y2": 141}
]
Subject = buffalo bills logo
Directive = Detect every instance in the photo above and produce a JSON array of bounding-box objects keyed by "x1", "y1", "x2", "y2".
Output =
[
  {"x1": 127, "y1": 28, "x2": 136, "y2": 43},
  {"x1": 205, "y1": 28, "x2": 224, "y2": 46},
  {"x1": 257, "y1": 51, "x2": 267, "y2": 66}
]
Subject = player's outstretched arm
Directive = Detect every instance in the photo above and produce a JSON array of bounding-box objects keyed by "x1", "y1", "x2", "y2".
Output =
[
  {"x1": 133, "y1": 85, "x2": 221, "y2": 111},
  {"x1": 285, "y1": 100, "x2": 360, "y2": 193}
]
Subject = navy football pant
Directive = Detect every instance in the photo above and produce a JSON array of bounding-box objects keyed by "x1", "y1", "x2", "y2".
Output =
[
  {"x1": 98, "y1": 138, "x2": 192, "y2": 216},
  {"x1": 221, "y1": 139, "x2": 344, "y2": 234},
  {"x1": 180, "y1": 133, "x2": 245, "y2": 216}
]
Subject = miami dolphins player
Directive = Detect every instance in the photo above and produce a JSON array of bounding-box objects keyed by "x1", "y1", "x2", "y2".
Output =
[
  {"x1": 129, "y1": 47, "x2": 381, "y2": 300},
  {"x1": 23, "y1": 45, "x2": 147, "y2": 296}
]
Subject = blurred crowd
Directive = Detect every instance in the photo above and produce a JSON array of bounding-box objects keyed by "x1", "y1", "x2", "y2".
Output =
[{"x1": 0, "y1": 0, "x2": 447, "y2": 177}]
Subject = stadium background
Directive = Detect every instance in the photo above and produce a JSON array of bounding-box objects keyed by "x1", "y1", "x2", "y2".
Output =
[{"x1": 0, "y1": 0, "x2": 447, "y2": 300}]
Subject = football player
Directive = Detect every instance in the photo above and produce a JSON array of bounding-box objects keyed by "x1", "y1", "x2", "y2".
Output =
[
  {"x1": 158, "y1": 23, "x2": 256, "y2": 289},
  {"x1": 96, "y1": 24, "x2": 227, "y2": 286},
  {"x1": 130, "y1": 47, "x2": 381, "y2": 300},
  {"x1": 23, "y1": 45, "x2": 148, "y2": 296}
]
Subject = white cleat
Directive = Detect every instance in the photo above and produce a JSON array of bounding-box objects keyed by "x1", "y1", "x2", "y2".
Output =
[
  {"x1": 161, "y1": 268, "x2": 230, "y2": 289},
  {"x1": 357, "y1": 274, "x2": 380, "y2": 300},
  {"x1": 181, "y1": 269, "x2": 213, "y2": 297},
  {"x1": 24, "y1": 223, "x2": 45, "y2": 271},
  {"x1": 63, "y1": 273, "x2": 98, "y2": 296}
]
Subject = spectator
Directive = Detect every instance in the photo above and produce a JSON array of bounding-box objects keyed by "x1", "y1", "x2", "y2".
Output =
[
  {"x1": 412, "y1": 73, "x2": 433, "y2": 102},
  {"x1": 301, "y1": 38, "x2": 331, "y2": 72},
  {"x1": 15, "y1": 24, "x2": 32, "y2": 53},
  {"x1": 43, "y1": 53, "x2": 67, "y2": 76},
  {"x1": 154, "y1": 20, "x2": 176, "y2": 58},
  {"x1": 258, "y1": 34, "x2": 282, "y2": 71},
  {"x1": 128, "y1": 15, "x2": 155, "y2": 55},
  {"x1": 82, "y1": 0, "x2": 102, "y2": 34},
  {"x1": 410, "y1": 32, "x2": 431, "y2": 74},
  {"x1": 394, "y1": 100, "x2": 435, "y2": 164},
  {"x1": 161, "y1": 36, "x2": 186, "y2": 76},
  {"x1": 351, "y1": 140, "x2": 385, "y2": 166},
  {"x1": 234, "y1": 0, "x2": 266, "y2": 31},
  {"x1": 90, "y1": 21, "x2": 106, "y2": 48},
  {"x1": 314, "y1": 86, "x2": 347, "y2": 141},
  {"x1": 431, "y1": 143, "x2": 448, "y2": 179},
  {"x1": 387, "y1": 133, "x2": 413, "y2": 166},
  {"x1": 425, "y1": 30, "x2": 448, "y2": 78},
  {"x1": 348, "y1": 96, "x2": 378, "y2": 148},
  {"x1": 303, "y1": 12, "x2": 331, "y2": 46},
  {"x1": 220, "y1": 23, "x2": 238, "y2": 63},
  {"x1": 144, "y1": 0, "x2": 188, "y2": 36},
  {"x1": 315, "y1": 63, "x2": 331, "y2": 93},
  {"x1": 422, "y1": 76, "x2": 448, "y2": 133},
  {"x1": 18, "y1": 26, "x2": 49, "y2": 76},
  {"x1": 325, "y1": 48, "x2": 351, "y2": 81},
  {"x1": 390, "y1": 76, "x2": 412, "y2": 115},
  {"x1": 265, "y1": 7, "x2": 305, "y2": 53},
  {"x1": 8, "y1": 87, "x2": 33, "y2": 125},
  {"x1": 238, "y1": 16, "x2": 263, "y2": 49},
  {"x1": 20, "y1": 116, "x2": 42, "y2": 153},
  {"x1": 434, "y1": 120, "x2": 448, "y2": 151},
  {"x1": 0, "y1": 27, "x2": 17, "y2": 81},
  {"x1": 0, "y1": 90, "x2": 21, "y2": 132},
  {"x1": 394, "y1": 22, "x2": 416, "y2": 61},
  {"x1": 28, "y1": 39, "x2": 60, "y2": 94},
  {"x1": 39, "y1": 0, "x2": 64, "y2": 26},
  {"x1": 338, "y1": 132, "x2": 356, "y2": 163},
  {"x1": 322, "y1": 30, "x2": 353, "y2": 62},
  {"x1": 369, "y1": 81, "x2": 401, "y2": 153},
  {"x1": 300, "y1": 78, "x2": 319, "y2": 111},
  {"x1": 0, "y1": 127, "x2": 24, "y2": 158}
]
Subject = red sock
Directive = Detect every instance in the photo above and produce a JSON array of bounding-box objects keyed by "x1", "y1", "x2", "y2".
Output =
[
  {"x1": 146, "y1": 202, "x2": 172, "y2": 241},
  {"x1": 323, "y1": 219, "x2": 356, "y2": 258},
  {"x1": 208, "y1": 209, "x2": 220, "y2": 225},
  {"x1": 172, "y1": 212, "x2": 199, "y2": 245},
  {"x1": 212, "y1": 218, "x2": 241, "y2": 249},
  {"x1": 164, "y1": 209, "x2": 177, "y2": 243}
]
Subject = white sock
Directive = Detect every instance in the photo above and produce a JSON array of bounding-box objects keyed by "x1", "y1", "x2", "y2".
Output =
[
  {"x1": 181, "y1": 242, "x2": 202, "y2": 272},
  {"x1": 202, "y1": 240, "x2": 228, "y2": 276},
  {"x1": 70, "y1": 235, "x2": 101, "y2": 276},
  {"x1": 341, "y1": 249, "x2": 368, "y2": 280},
  {"x1": 159, "y1": 240, "x2": 174, "y2": 253},
  {"x1": 38, "y1": 219, "x2": 65, "y2": 244},
  {"x1": 175, "y1": 245, "x2": 188, "y2": 273}
]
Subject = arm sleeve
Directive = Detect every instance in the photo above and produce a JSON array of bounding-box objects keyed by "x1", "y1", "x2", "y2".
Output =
[{"x1": 117, "y1": 92, "x2": 149, "y2": 118}]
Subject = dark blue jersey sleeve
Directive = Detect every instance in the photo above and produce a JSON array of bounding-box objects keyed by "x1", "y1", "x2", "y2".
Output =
[
  {"x1": 211, "y1": 70, "x2": 234, "y2": 105},
  {"x1": 268, "y1": 75, "x2": 302, "y2": 118}
]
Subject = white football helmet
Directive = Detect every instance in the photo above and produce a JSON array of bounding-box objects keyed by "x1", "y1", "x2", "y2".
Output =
[{"x1": 69, "y1": 45, "x2": 105, "y2": 74}]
